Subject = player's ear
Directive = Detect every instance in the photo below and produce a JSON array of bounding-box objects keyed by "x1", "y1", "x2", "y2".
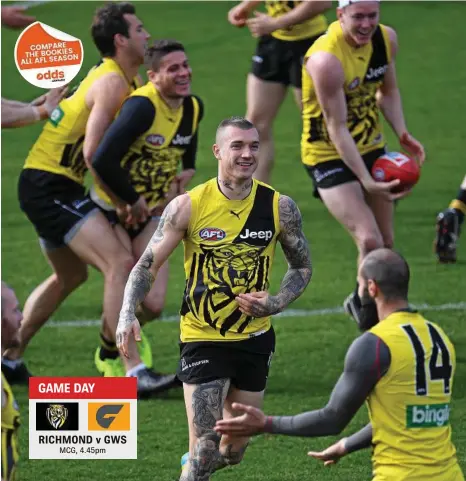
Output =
[
  {"x1": 147, "y1": 70, "x2": 156, "y2": 82},
  {"x1": 367, "y1": 279, "x2": 377, "y2": 298},
  {"x1": 212, "y1": 144, "x2": 221, "y2": 160}
]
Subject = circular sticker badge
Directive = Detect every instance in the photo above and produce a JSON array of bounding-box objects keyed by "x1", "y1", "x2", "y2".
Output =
[{"x1": 14, "y1": 21, "x2": 83, "y2": 89}]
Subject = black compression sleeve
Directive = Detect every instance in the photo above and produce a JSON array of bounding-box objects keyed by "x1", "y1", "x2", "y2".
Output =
[
  {"x1": 92, "y1": 96, "x2": 155, "y2": 205},
  {"x1": 344, "y1": 423, "x2": 373, "y2": 453},
  {"x1": 182, "y1": 131, "x2": 198, "y2": 170},
  {"x1": 268, "y1": 333, "x2": 391, "y2": 437}
]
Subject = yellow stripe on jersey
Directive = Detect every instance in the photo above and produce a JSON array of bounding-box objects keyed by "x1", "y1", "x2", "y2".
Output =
[
  {"x1": 368, "y1": 311, "x2": 463, "y2": 481},
  {"x1": 265, "y1": 1, "x2": 327, "y2": 41},
  {"x1": 180, "y1": 178, "x2": 281, "y2": 342},
  {"x1": 23, "y1": 58, "x2": 140, "y2": 185},
  {"x1": 1, "y1": 374, "x2": 20, "y2": 481},
  {"x1": 92, "y1": 83, "x2": 202, "y2": 210},
  {"x1": 301, "y1": 21, "x2": 391, "y2": 166}
]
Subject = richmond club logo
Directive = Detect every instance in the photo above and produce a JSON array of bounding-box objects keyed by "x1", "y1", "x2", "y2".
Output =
[{"x1": 199, "y1": 228, "x2": 226, "y2": 241}]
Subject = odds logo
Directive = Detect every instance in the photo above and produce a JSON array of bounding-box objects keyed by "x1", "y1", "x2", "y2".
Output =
[
  {"x1": 14, "y1": 22, "x2": 83, "y2": 89},
  {"x1": 88, "y1": 403, "x2": 131, "y2": 431}
]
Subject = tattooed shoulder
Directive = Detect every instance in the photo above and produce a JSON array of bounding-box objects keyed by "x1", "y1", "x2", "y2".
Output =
[{"x1": 278, "y1": 195, "x2": 303, "y2": 235}]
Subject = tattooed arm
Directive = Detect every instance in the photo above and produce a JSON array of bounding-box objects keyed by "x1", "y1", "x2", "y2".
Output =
[
  {"x1": 236, "y1": 195, "x2": 312, "y2": 318},
  {"x1": 116, "y1": 194, "x2": 191, "y2": 356}
]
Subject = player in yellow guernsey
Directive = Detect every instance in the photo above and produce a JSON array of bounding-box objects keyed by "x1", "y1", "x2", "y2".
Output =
[
  {"x1": 228, "y1": 0, "x2": 331, "y2": 182},
  {"x1": 115, "y1": 117, "x2": 312, "y2": 480},
  {"x1": 1, "y1": 282, "x2": 23, "y2": 481},
  {"x1": 91, "y1": 40, "x2": 202, "y2": 381},
  {"x1": 215, "y1": 249, "x2": 464, "y2": 481},
  {"x1": 300, "y1": 0, "x2": 426, "y2": 325},
  {"x1": 7, "y1": 3, "x2": 175, "y2": 398}
]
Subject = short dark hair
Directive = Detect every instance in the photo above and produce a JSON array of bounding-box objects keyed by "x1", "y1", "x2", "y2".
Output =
[
  {"x1": 91, "y1": 2, "x2": 136, "y2": 57},
  {"x1": 217, "y1": 116, "x2": 255, "y2": 132},
  {"x1": 360, "y1": 249, "x2": 410, "y2": 301},
  {"x1": 215, "y1": 116, "x2": 256, "y2": 144},
  {"x1": 145, "y1": 39, "x2": 185, "y2": 71}
]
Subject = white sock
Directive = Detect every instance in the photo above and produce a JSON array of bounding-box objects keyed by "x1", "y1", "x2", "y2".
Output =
[
  {"x1": 2, "y1": 358, "x2": 24, "y2": 368},
  {"x1": 126, "y1": 363, "x2": 146, "y2": 377}
]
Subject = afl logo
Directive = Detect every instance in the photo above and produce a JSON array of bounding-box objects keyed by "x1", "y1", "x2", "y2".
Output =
[
  {"x1": 199, "y1": 228, "x2": 226, "y2": 241},
  {"x1": 146, "y1": 134, "x2": 165, "y2": 146},
  {"x1": 373, "y1": 167, "x2": 385, "y2": 181}
]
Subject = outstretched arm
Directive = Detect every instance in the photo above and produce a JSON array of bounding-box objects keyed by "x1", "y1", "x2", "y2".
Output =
[
  {"x1": 214, "y1": 333, "x2": 391, "y2": 437},
  {"x1": 116, "y1": 194, "x2": 191, "y2": 356},
  {"x1": 236, "y1": 195, "x2": 312, "y2": 317}
]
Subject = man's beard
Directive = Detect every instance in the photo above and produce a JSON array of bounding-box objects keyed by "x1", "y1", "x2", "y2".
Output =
[{"x1": 358, "y1": 288, "x2": 380, "y2": 331}]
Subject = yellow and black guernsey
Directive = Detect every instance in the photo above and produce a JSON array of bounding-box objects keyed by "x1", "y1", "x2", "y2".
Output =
[
  {"x1": 265, "y1": 1, "x2": 327, "y2": 41},
  {"x1": 1, "y1": 373, "x2": 20, "y2": 481},
  {"x1": 180, "y1": 178, "x2": 281, "y2": 342},
  {"x1": 23, "y1": 58, "x2": 142, "y2": 185},
  {"x1": 92, "y1": 82, "x2": 203, "y2": 210},
  {"x1": 302, "y1": 21, "x2": 391, "y2": 166}
]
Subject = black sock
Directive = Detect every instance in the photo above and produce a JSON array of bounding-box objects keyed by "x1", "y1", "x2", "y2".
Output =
[{"x1": 99, "y1": 333, "x2": 119, "y2": 360}]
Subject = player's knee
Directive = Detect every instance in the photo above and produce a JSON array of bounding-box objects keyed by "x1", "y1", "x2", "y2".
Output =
[
  {"x1": 245, "y1": 114, "x2": 272, "y2": 140},
  {"x1": 104, "y1": 253, "x2": 134, "y2": 280},
  {"x1": 138, "y1": 302, "x2": 164, "y2": 325},
  {"x1": 54, "y1": 268, "x2": 88, "y2": 295},
  {"x1": 357, "y1": 233, "x2": 383, "y2": 257}
]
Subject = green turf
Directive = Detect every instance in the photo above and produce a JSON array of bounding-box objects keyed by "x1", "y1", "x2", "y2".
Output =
[{"x1": 1, "y1": 2, "x2": 465, "y2": 480}]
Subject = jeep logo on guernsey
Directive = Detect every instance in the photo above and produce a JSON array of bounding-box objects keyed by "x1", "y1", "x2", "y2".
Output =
[
  {"x1": 407, "y1": 404, "x2": 450, "y2": 428},
  {"x1": 146, "y1": 134, "x2": 165, "y2": 146},
  {"x1": 239, "y1": 229, "x2": 273, "y2": 241},
  {"x1": 172, "y1": 134, "x2": 192, "y2": 146},
  {"x1": 200, "y1": 228, "x2": 226, "y2": 241},
  {"x1": 366, "y1": 65, "x2": 388, "y2": 81}
]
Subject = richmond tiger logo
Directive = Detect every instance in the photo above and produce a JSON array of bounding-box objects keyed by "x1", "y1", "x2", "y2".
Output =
[{"x1": 46, "y1": 404, "x2": 68, "y2": 429}]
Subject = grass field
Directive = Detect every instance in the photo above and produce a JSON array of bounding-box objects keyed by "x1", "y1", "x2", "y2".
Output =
[{"x1": 1, "y1": 2, "x2": 466, "y2": 480}]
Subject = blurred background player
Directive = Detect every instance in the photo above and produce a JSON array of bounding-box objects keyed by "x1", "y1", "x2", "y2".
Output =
[
  {"x1": 1, "y1": 282, "x2": 22, "y2": 481},
  {"x1": 215, "y1": 249, "x2": 464, "y2": 481},
  {"x1": 2, "y1": 87, "x2": 68, "y2": 129},
  {"x1": 300, "y1": 0, "x2": 425, "y2": 326},
  {"x1": 228, "y1": 0, "x2": 331, "y2": 183},
  {"x1": 91, "y1": 39, "x2": 203, "y2": 381},
  {"x1": 1, "y1": 4, "x2": 35, "y2": 29},
  {"x1": 115, "y1": 117, "x2": 312, "y2": 480},
  {"x1": 2, "y1": 3, "x2": 176, "y2": 398},
  {"x1": 435, "y1": 174, "x2": 466, "y2": 263}
]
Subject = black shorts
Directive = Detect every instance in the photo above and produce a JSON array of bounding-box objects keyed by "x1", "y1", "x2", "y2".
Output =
[
  {"x1": 99, "y1": 208, "x2": 159, "y2": 240},
  {"x1": 177, "y1": 327, "x2": 276, "y2": 392},
  {"x1": 251, "y1": 34, "x2": 322, "y2": 88},
  {"x1": 305, "y1": 147, "x2": 387, "y2": 198},
  {"x1": 18, "y1": 169, "x2": 99, "y2": 250}
]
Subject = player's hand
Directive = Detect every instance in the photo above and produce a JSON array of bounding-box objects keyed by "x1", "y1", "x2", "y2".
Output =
[
  {"x1": 43, "y1": 86, "x2": 69, "y2": 115},
  {"x1": 1, "y1": 6, "x2": 35, "y2": 29},
  {"x1": 308, "y1": 438, "x2": 348, "y2": 466},
  {"x1": 214, "y1": 403, "x2": 267, "y2": 437},
  {"x1": 400, "y1": 132, "x2": 425, "y2": 166},
  {"x1": 126, "y1": 196, "x2": 150, "y2": 228},
  {"x1": 227, "y1": 4, "x2": 249, "y2": 27},
  {"x1": 116, "y1": 315, "x2": 141, "y2": 359},
  {"x1": 362, "y1": 178, "x2": 401, "y2": 201},
  {"x1": 236, "y1": 291, "x2": 282, "y2": 317},
  {"x1": 175, "y1": 168, "x2": 196, "y2": 194},
  {"x1": 247, "y1": 11, "x2": 278, "y2": 37}
]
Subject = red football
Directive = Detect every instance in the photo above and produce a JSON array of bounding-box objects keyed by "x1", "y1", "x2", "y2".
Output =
[{"x1": 371, "y1": 152, "x2": 420, "y2": 192}]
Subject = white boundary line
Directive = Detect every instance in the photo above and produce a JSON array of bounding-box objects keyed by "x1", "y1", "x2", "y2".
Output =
[{"x1": 46, "y1": 302, "x2": 466, "y2": 328}]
